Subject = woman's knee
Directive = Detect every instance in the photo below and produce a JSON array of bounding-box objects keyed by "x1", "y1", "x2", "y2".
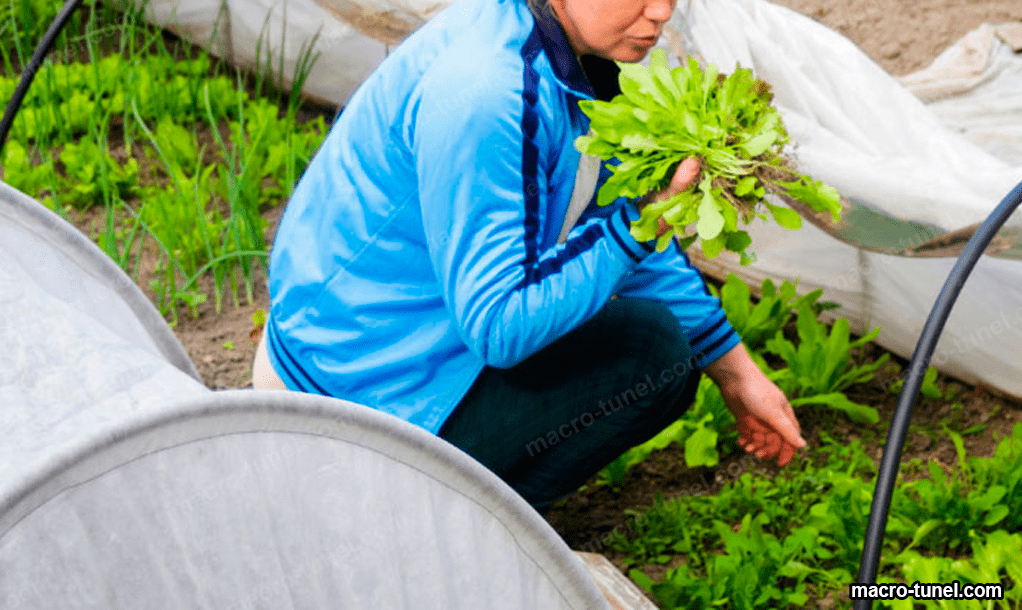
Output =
[{"x1": 603, "y1": 298, "x2": 695, "y2": 376}]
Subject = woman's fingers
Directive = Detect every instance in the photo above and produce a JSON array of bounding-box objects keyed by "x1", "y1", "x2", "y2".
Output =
[
  {"x1": 736, "y1": 409, "x2": 803, "y2": 466},
  {"x1": 777, "y1": 441, "x2": 798, "y2": 467},
  {"x1": 655, "y1": 157, "x2": 701, "y2": 202},
  {"x1": 671, "y1": 157, "x2": 701, "y2": 192}
]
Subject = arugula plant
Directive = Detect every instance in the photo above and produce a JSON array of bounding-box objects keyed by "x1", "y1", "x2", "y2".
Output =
[
  {"x1": 711, "y1": 273, "x2": 831, "y2": 352},
  {"x1": 891, "y1": 531, "x2": 1022, "y2": 610},
  {"x1": 615, "y1": 426, "x2": 1022, "y2": 609},
  {"x1": 765, "y1": 303, "x2": 888, "y2": 423},
  {"x1": 148, "y1": 119, "x2": 199, "y2": 177},
  {"x1": 596, "y1": 375, "x2": 740, "y2": 487},
  {"x1": 576, "y1": 49, "x2": 841, "y2": 259},
  {"x1": 616, "y1": 443, "x2": 880, "y2": 609},
  {"x1": 888, "y1": 423, "x2": 1022, "y2": 556},
  {"x1": 889, "y1": 460, "x2": 1011, "y2": 555},
  {"x1": 888, "y1": 364, "x2": 943, "y2": 400}
]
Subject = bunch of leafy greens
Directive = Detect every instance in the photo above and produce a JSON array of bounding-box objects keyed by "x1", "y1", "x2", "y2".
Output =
[{"x1": 575, "y1": 49, "x2": 842, "y2": 261}]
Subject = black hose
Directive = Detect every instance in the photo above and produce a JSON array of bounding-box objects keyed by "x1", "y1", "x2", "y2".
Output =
[
  {"x1": 854, "y1": 177, "x2": 1022, "y2": 609},
  {"x1": 0, "y1": 0, "x2": 84, "y2": 158}
]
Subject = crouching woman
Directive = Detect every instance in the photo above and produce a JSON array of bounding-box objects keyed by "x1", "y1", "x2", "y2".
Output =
[{"x1": 253, "y1": 0, "x2": 805, "y2": 510}]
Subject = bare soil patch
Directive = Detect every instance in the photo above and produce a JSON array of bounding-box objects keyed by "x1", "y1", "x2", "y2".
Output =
[{"x1": 767, "y1": 0, "x2": 1022, "y2": 76}]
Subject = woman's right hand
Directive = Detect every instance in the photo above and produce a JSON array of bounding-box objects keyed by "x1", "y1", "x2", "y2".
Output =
[{"x1": 638, "y1": 157, "x2": 702, "y2": 237}]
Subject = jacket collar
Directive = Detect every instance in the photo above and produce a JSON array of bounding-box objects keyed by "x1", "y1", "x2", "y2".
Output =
[{"x1": 532, "y1": 7, "x2": 622, "y2": 102}]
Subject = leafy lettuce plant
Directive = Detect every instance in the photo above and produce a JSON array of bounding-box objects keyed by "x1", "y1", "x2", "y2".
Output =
[
  {"x1": 618, "y1": 442, "x2": 879, "y2": 609},
  {"x1": 0, "y1": 140, "x2": 58, "y2": 208},
  {"x1": 58, "y1": 136, "x2": 138, "y2": 209},
  {"x1": 764, "y1": 303, "x2": 889, "y2": 423},
  {"x1": 711, "y1": 273, "x2": 831, "y2": 352},
  {"x1": 576, "y1": 49, "x2": 841, "y2": 260}
]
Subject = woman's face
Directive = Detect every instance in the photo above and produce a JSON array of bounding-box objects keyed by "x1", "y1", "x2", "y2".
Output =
[{"x1": 548, "y1": 0, "x2": 676, "y2": 62}]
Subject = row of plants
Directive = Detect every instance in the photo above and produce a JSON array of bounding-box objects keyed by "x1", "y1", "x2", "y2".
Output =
[
  {"x1": 0, "y1": 0, "x2": 328, "y2": 321},
  {"x1": 591, "y1": 273, "x2": 1019, "y2": 608},
  {"x1": 610, "y1": 424, "x2": 1021, "y2": 609}
]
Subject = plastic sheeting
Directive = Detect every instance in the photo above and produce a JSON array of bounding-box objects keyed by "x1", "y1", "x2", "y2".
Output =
[
  {"x1": 0, "y1": 181, "x2": 609, "y2": 608},
  {"x1": 666, "y1": 0, "x2": 1022, "y2": 399}
]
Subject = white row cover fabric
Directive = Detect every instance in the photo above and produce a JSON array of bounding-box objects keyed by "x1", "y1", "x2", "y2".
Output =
[
  {"x1": 0, "y1": 182, "x2": 609, "y2": 608},
  {"x1": 667, "y1": 0, "x2": 1022, "y2": 399},
  {"x1": 123, "y1": 0, "x2": 1022, "y2": 397}
]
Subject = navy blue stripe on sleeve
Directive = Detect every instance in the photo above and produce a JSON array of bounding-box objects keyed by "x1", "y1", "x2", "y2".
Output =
[
  {"x1": 691, "y1": 313, "x2": 727, "y2": 346},
  {"x1": 520, "y1": 29, "x2": 543, "y2": 285},
  {"x1": 606, "y1": 205, "x2": 652, "y2": 263},
  {"x1": 700, "y1": 328, "x2": 740, "y2": 362},
  {"x1": 532, "y1": 224, "x2": 604, "y2": 281},
  {"x1": 606, "y1": 223, "x2": 642, "y2": 263},
  {"x1": 266, "y1": 315, "x2": 330, "y2": 396}
]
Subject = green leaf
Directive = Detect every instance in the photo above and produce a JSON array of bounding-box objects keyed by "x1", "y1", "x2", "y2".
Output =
[
  {"x1": 620, "y1": 133, "x2": 664, "y2": 152},
  {"x1": 764, "y1": 201, "x2": 802, "y2": 230},
  {"x1": 920, "y1": 365, "x2": 942, "y2": 399},
  {"x1": 734, "y1": 176, "x2": 758, "y2": 197},
  {"x1": 725, "y1": 230, "x2": 752, "y2": 253},
  {"x1": 696, "y1": 183, "x2": 725, "y2": 240},
  {"x1": 655, "y1": 232, "x2": 674, "y2": 252},
  {"x1": 907, "y1": 519, "x2": 942, "y2": 551},
  {"x1": 647, "y1": 48, "x2": 681, "y2": 99},
  {"x1": 701, "y1": 233, "x2": 727, "y2": 258},
  {"x1": 574, "y1": 134, "x2": 595, "y2": 153},
  {"x1": 741, "y1": 130, "x2": 777, "y2": 158},
  {"x1": 790, "y1": 393, "x2": 879, "y2": 424},
  {"x1": 780, "y1": 177, "x2": 842, "y2": 222},
  {"x1": 251, "y1": 308, "x2": 268, "y2": 328},
  {"x1": 618, "y1": 61, "x2": 667, "y2": 107},
  {"x1": 684, "y1": 416, "x2": 720, "y2": 467},
  {"x1": 628, "y1": 568, "x2": 655, "y2": 593},
  {"x1": 983, "y1": 504, "x2": 1010, "y2": 526}
]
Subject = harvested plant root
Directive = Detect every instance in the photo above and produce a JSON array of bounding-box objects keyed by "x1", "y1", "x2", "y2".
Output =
[{"x1": 576, "y1": 49, "x2": 842, "y2": 262}]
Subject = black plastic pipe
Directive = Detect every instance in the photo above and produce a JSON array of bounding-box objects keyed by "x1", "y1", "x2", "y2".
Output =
[
  {"x1": 854, "y1": 177, "x2": 1022, "y2": 609},
  {"x1": 0, "y1": 0, "x2": 83, "y2": 158}
]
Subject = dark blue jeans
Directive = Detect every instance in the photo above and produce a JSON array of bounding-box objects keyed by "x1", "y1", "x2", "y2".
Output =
[{"x1": 438, "y1": 298, "x2": 701, "y2": 510}]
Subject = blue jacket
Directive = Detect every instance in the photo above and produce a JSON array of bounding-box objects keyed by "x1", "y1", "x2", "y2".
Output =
[{"x1": 266, "y1": 0, "x2": 741, "y2": 433}]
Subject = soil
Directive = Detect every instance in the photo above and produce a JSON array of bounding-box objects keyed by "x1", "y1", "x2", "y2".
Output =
[
  {"x1": 59, "y1": 1, "x2": 1022, "y2": 606},
  {"x1": 767, "y1": 0, "x2": 1022, "y2": 76}
]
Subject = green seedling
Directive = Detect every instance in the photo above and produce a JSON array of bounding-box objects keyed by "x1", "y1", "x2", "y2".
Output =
[{"x1": 58, "y1": 135, "x2": 138, "y2": 209}]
